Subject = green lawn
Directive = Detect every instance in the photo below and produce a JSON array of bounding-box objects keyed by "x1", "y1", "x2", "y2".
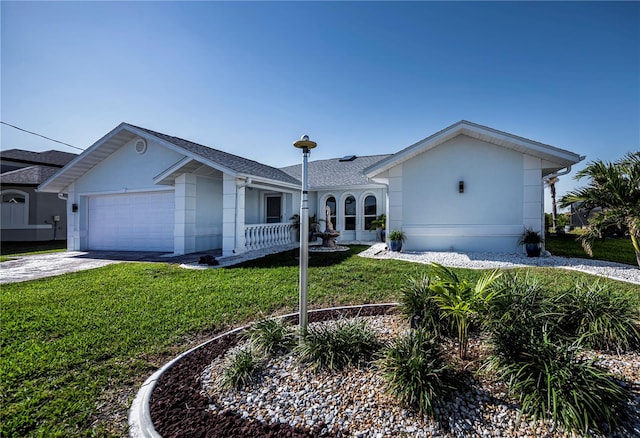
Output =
[
  {"x1": 545, "y1": 234, "x2": 638, "y2": 266},
  {"x1": 0, "y1": 241, "x2": 67, "y2": 262},
  {"x1": 1, "y1": 246, "x2": 638, "y2": 437}
]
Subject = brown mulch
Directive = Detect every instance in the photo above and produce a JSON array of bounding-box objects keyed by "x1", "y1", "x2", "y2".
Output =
[{"x1": 149, "y1": 305, "x2": 396, "y2": 437}]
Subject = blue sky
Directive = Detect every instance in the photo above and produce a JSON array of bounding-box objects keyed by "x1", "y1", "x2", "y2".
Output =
[{"x1": 2, "y1": 1, "x2": 639, "y2": 211}]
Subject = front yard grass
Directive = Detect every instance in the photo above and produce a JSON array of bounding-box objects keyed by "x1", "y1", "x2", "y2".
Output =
[
  {"x1": 1, "y1": 246, "x2": 638, "y2": 437},
  {"x1": 0, "y1": 240, "x2": 67, "y2": 262},
  {"x1": 545, "y1": 234, "x2": 637, "y2": 266}
]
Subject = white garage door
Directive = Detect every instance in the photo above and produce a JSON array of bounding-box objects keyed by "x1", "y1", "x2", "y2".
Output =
[{"x1": 88, "y1": 191, "x2": 174, "y2": 251}]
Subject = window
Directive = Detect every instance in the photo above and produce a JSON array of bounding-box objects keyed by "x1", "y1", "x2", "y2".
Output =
[
  {"x1": 344, "y1": 195, "x2": 356, "y2": 230},
  {"x1": 325, "y1": 196, "x2": 336, "y2": 230},
  {"x1": 1, "y1": 190, "x2": 28, "y2": 227},
  {"x1": 266, "y1": 196, "x2": 281, "y2": 223},
  {"x1": 363, "y1": 195, "x2": 377, "y2": 230}
]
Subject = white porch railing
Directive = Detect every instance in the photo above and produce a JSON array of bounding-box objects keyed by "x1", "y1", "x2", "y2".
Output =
[{"x1": 244, "y1": 223, "x2": 294, "y2": 251}]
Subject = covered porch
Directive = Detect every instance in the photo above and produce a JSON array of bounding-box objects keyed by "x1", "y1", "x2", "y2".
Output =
[{"x1": 221, "y1": 174, "x2": 300, "y2": 257}]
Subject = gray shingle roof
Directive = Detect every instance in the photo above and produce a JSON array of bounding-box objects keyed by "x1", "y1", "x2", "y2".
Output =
[
  {"x1": 281, "y1": 155, "x2": 391, "y2": 188},
  {"x1": 0, "y1": 165, "x2": 61, "y2": 185},
  {"x1": 0, "y1": 149, "x2": 77, "y2": 167},
  {"x1": 129, "y1": 125, "x2": 300, "y2": 185}
]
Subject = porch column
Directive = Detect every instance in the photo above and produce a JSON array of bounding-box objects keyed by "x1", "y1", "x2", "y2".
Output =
[
  {"x1": 174, "y1": 173, "x2": 197, "y2": 255},
  {"x1": 222, "y1": 175, "x2": 247, "y2": 257}
]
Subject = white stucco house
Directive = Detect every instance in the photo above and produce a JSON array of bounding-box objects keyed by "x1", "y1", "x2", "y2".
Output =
[{"x1": 38, "y1": 120, "x2": 583, "y2": 256}]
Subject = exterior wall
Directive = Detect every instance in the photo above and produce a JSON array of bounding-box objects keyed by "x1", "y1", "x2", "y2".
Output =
[
  {"x1": 395, "y1": 135, "x2": 533, "y2": 252},
  {"x1": 244, "y1": 188, "x2": 261, "y2": 224},
  {"x1": 71, "y1": 138, "x2": 184, "y2": 194},
  {"x1": 315, "y1": 188, "x2": 386, "y2": 242},
  {"x1": 195, "y1": 175, "x2": 223, "y2": 252},
  {"x1": 0, "y1": 186, "x2": 67, "y2": 241},
  {"x1": 67, "y1": 138, "x2": 186, "y2": 252}
]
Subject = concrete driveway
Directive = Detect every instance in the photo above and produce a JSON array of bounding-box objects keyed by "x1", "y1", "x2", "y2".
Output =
[{"x1": 0, "y1": 250, "x2": 216, "y2": 284}]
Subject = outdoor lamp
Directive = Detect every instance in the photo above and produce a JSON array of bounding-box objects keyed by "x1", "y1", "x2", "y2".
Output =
[{"x1": 293, "y1": 134, "x2": 317, "y2": 342}]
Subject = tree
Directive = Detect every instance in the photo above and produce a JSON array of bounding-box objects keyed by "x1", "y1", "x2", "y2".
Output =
[
  {"x1": 560, "y1": 152, "x2": 640, "y2": 267},
  {"x1": 545, "y1": 176, "x2": 559, "y2": 230}
]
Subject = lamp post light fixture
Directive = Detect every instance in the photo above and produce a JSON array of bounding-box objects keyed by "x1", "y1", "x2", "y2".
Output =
[{"x1": 293, "y1": 134, "x2": 317, "y2": 342}]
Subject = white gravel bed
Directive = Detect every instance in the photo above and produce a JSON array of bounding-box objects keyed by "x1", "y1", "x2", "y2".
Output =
[
  {"x1": 358, "y1": 244, "x2": 640, "y2": 285},
  {"x1": 201, "y1": 315, "x2": 640, "y2": 437}
]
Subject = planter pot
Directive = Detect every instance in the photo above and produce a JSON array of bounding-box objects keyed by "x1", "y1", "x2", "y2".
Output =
[
  {"x1": 389, "y1": 240, "x2": 402, "y2": 252},
  {"x1": 525, "y1": 243, "x2": 541, "y2": 257}
]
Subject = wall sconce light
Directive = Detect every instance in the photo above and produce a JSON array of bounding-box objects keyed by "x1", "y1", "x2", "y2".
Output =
[
  {"x1": 72, "y1": 203, "x2": 78, "y2": 212},
  {"x1": 459, "y1": 181, "x2": 464, "y2": 193}
]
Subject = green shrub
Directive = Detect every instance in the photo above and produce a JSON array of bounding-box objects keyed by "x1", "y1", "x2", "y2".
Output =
[
  {"x1": 246, "y1": 317, "x2": 297, "y2": 356},
  {"x1": 296, "y1": 319, "x2": 383, "y2": 372},
  {"x1": 429, "y1": 263, "x2": 501, "y2": 358},
  {"x1": 378, "y1": 328, "x2": 454, "y2": 417},
  {"x1": 490, "y1": 328, "x2": 630, "y2": 435},
  {"x1": 218, "y1": 347, "x2": 265, "y2": 390},
  {"x1": 552, "y1": 280, "x2": 640, "y2": 352},
  {"x1": 485, "y1": 272, "x2": 557, "y2": 361},
  {"x1": 398, "y1": 273, "x2": 452, "y2": 335}
]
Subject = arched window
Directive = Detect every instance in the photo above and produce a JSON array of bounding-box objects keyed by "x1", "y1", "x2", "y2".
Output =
[
  {"x1": 344, "y1": 195, "x2": 356, "y2": 230},
  {"x1": 325, "y1": 196, "x2": 336, "y2": 230},
  {"x1": 363, "y1": 195, "x2": 377, "y2": 230},
  {"x1": 1, "y1": 190, "x2": 28, "y2": 226}
]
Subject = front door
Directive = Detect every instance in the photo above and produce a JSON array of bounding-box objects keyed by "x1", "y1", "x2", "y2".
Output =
[{"x1": 266, "y1": 196, "x2": 282, "y2": 223}]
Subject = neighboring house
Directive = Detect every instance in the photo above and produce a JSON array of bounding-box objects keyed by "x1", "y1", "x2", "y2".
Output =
[
  {"x1": 570, "y1": 201, "x2": 602, "y2": 228},
  {"x1": 1, "y1": 149, "x2": 77, "y2": 242},
  {"x1": 38, "y1": 121, "x2": 583, "y2": 256}
]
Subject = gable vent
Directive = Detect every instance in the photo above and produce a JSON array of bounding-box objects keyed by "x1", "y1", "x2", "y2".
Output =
[
  {"x1": 134, "y1": 138, "x2": 147, "y2": 154},
  {"x1": 339, "y1": 155, "x2": 357, "y2": 162}
]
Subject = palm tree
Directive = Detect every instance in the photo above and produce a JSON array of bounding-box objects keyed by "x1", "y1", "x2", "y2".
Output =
[
  {"x1": 560, "y1": 152, "x2": 640, "y2": 267},
  {"x1": 545, "y1": 176, "x2": 559, "y2": 230}
]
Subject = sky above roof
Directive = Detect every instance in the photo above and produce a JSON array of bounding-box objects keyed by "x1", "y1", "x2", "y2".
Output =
[{"x1": 1, "y1": 1, "x2": 638, "y2": 212}]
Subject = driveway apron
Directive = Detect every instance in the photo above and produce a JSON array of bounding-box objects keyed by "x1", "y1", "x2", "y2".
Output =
[{"x1": 0, "y1": 250, "x2": 210, "y2": 284}]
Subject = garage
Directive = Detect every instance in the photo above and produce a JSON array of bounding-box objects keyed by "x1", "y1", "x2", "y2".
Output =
[{"x1": 87, "y1": 191, "x2": 174, "y2": 251}]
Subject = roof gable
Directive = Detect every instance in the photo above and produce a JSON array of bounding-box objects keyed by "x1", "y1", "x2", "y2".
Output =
[
  {"x1": 364, "y1": 120, "x2": 584, "y2": 178},
  {"x1": 39, "y1": 123, "x2": 300, "y2": 193},
  {"x1": 130, "y1": 125, "x2": 300, "y2": 186}
]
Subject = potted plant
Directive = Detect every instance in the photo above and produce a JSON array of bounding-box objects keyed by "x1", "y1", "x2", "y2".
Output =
[
  {"x1": 388, "y1": 230, "x2": 406, "y2": 252},
  {"x1": 290, "y1": 214, "x2": 320, "y2": 242},
  {"x1": 369, "y1": 214, "x2": 387, "y2": 242},
  {"x1": 519, "y1": 227, "x2": 543, "y2": 257}
]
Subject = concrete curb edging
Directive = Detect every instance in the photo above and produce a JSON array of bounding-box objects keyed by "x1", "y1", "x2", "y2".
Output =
[{"x1": 128, "y1": 303, "x2": 398, "y2": 437}]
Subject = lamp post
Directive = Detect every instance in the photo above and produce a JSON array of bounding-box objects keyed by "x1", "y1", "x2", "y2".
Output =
[{"x1": 293, "y1": 134, "x2": 317, "y2": 342}]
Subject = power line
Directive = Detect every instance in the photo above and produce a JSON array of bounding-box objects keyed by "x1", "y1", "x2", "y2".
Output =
[{"x1": 1, "y1": 121, "x2": 85, "y2": 151}]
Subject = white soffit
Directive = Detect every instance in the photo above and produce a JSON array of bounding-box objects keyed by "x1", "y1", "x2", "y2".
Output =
[{"x1": 38, "y1": 125, "x2": 137, "y2": 193}]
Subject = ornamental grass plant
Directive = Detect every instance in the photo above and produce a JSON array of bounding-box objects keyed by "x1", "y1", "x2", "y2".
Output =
[
  {"x1": 489, "y1": 328, "x2": 631, "y2": 435},
  {"x1": 551, "y1": 280, "x2": 640, "y2": 353},
  {"x1": 378, "y1": 328, "x2": 455, "y2": 418},
  {"x1": 218, "y1": 347, "x2": 266, "y2": 390},
  {"x1": 246, "y1": 317, "x2": 297, "y2": 357},
  {"x1": 296, "y1": 318, "x2": 383, "y2": 372},
  {"x1": 398, "y1": 273, "x2": 452, "y2": 335},
  {"x1": 485, "y1": 273, "x2": 635, "y2": 435}
]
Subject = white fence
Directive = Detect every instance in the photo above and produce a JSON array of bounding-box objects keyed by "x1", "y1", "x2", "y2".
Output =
[{"x1": 244, "y1": 223, "x2": 294, "y2": 251}]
